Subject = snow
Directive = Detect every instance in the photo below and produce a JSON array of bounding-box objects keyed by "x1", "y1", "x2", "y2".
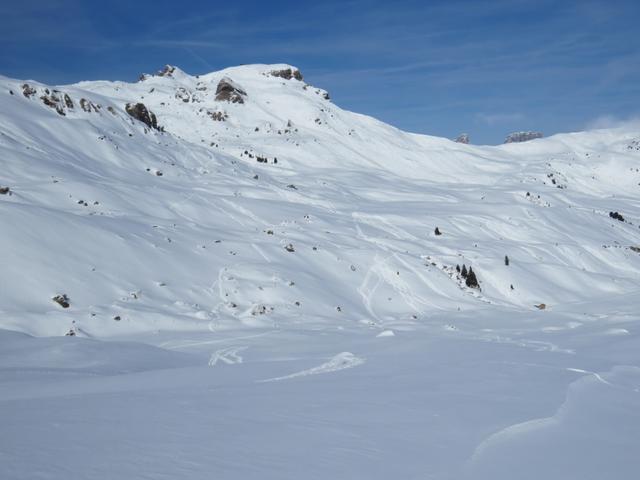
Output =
[{"x1": 1, "y1": 64, "x2": 640, "y2": 479}]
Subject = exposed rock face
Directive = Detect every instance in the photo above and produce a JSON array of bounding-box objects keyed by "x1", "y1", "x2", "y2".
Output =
[
  {"x1": 40, "y1": 90, "x2": 70, "y2": 116},
  {"x1": 455, "y1": 133, "x2": 470, "y2": 144},
  {"x1": 270, "y1": 68, "x2": 303, "y2": 81},
  {"x1": 80, "y1": 98, "x2": 99, "y2": 113},
  {"x1": 125, "y1": 103, "x2": 160, "y2": 130},
  {"x1": 157, "y1": 65, "x2": 176, "y2": 77},
  {"x1": 139, "y1": 65, "x2": 177, "y2": 82},
  {"x1": 22, "y1": 83, "x2": 37, "y2": 98},
  {"x1": 504, "y1": 131, "x2": 543, "y2": 143},
  {"x1": 215, "y1": 77, "x2": 247, "y2": 104}
]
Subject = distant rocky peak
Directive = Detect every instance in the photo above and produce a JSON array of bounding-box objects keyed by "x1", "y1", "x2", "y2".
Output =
[
  {"x1": 455, "y1": 133, "x2": 470, "y2": 144},
  {"x1": 138, "y1": 64, "x2": 185, "y2": 82},
  {"x1": 504, "y1": 131, "x2": 543, "y2": 143},
  {"x1": 157, "y1": 65, "x2": 177, "y2": 77}
]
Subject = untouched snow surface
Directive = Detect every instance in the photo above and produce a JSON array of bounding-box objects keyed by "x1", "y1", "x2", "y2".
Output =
[{"x1": 1, "y1": 64, "x2": 639, "y2": 479}]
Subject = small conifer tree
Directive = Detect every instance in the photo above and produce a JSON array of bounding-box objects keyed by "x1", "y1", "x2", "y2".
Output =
[
  {"x1": 461, "y1": 264, "x2": 468, "y2": 278},
  {"x1": 466, "y1": 267, "x2": 479, "y2": 288},
  {"x1": 504, "y1": 255, "x2": 510, "y2": 266}
]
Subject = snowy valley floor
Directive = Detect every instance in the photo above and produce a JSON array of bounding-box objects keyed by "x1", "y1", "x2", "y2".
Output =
[{"x1": 1, "y1": 301, "x2": 639, "y2": 480}]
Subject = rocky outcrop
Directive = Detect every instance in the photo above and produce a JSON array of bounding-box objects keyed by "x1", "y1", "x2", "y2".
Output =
[
  {"x1": 504, "y1": 131, "x2": 543, "y2": 143},
  {"x1": 207, "y1": 110, "x2": 228, "y2": 121},
  {"x1": 22, "y1": 83, "x2": 37, "y2": 98},
  {"x1": 270, "y1": 68, "x2": 303, "y2": 81},
  {"x1": 455, "y1": 133, "x2": 470, "y2": 144},
  {"x1": 125, "y1": 103, "x2": 161, "y2": 130},
  {"x1": 157, "y1": 65, "x2": 176, "y2": 77},
  {"x1": 80, "y1": 98, "x2": 99, "y2": 113},
  {"x1": 139, "y1": 65, "x2": 177, "y2": 82},
  {"x1": 215, "y1": 77, "x2": 246, "y2": 104},
  {"x1": 175, "y1": 87, "x2": 191, "y2": 103}
]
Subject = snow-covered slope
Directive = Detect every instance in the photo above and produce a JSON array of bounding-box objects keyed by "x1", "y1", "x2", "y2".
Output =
[
  {"x1": 2, "y1": 64, "x2": 640, "y2": 480},
  {"x1": 1, "y1": 64, "x2": 640, "y2": 337}
]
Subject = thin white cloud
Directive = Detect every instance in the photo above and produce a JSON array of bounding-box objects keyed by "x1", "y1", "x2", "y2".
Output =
[
  {"x1": 585, "y1": 115, "x2": 640, "y2": 130},
  {"x1": 476, "y1": 112, "x2": 525, "y2": 126}
]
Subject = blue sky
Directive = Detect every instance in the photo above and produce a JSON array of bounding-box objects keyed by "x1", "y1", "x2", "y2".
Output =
[{"x1": 1, "y1": 0, "x2": 639, "y2": 144}]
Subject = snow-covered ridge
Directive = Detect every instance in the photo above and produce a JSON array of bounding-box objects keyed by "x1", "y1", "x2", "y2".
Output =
[{"x1": 1, "y1": 64, "x2": 640, "y2": 337}]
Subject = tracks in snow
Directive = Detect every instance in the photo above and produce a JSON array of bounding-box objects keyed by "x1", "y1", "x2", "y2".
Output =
[
  {"x1": 259, "y1": 352, "x2": 365, "y2": 383},
  {"x1": 208, "y1": 346, "x2": 248, "y2": 367}
]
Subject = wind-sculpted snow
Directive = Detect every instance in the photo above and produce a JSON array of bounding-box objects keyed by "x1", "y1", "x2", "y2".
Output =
[{"x1": 1, "y1": 65, "x2": 640, "y2": 479}]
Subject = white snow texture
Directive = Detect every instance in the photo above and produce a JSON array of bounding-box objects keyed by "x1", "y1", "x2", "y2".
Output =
[{"x1": 1, "y1": 64, "x2": 639, "y2": 479}]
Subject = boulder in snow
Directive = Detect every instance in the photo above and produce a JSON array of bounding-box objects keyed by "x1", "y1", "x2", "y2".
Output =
[
  {"x1": 215, "y1": 77, "x2": 247, "y2": 104},
  {"x1": 125, "y1": 103, "x2": 161, "y2": 130}
]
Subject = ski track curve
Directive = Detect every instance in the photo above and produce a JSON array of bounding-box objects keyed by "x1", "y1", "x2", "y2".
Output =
[
  {"x1": 259, "y1": 352, "x2": 365, "y2": 383},
  {"x1": 208, "y1": 346, "x2": 248, "y2": 367}
]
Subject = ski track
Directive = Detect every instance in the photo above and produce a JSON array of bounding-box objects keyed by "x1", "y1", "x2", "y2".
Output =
[
  {"x1": 208, "y1": 346, "x2": 247, "y2": 367},
  {"x1": 220, "y1": 198, "x2": 267, "y2": 227},
  {"x1": 259, "y1": 352, "x2": 365, "y2": 382},
  {"x1": 160, "y1": 330, "x2": 276, "y2": 350}
]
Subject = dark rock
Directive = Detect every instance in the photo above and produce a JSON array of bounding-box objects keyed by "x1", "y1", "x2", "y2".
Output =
[
  {"x1": 434, "y1": 227, "x2": 442, "y2": 236},
  {"x1": 175, "y1": 87, "x2": 191, "y2": 102},
  {"x1": 125, "y1": 103, "x2": 161, "y2": 130},
  {"x1": 80, "y1": 98, "x2": 99, "y2": 113},
  {"x1": 504, "y1": 131, "x2": 543, "y2": 143},
  {"x1": 285, "y1": 243, "x2": 295, "y2": 252},
  {"x1": 270, "y1": 68, "x2": 304, "y2": 81},
  {"x1": 207, "y1": 110, "x2": 228, "y2": 121},
  {"x1": 40, "y1": 95, "x2": 57, "y2": 108},
  {"x1": 0, "y1": 186, "x2": 10, "y2": 195},
  {"x1": 215, "y1": 77, "x2": 246, "y2": 104},
  {"x1": 52, "y1": 294, "x2": 70, "y2": 309},
  {"x1": 455, "y1": 133, "x2": 470, "y2": 144},
  {"x1": 22, "y1": 83, "x2": 37, "y2": 98}
]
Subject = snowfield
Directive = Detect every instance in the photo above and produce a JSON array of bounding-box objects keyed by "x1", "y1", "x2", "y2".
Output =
[{"x1": 1, "y1": 64, "x2": 639, "y2": 479}]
